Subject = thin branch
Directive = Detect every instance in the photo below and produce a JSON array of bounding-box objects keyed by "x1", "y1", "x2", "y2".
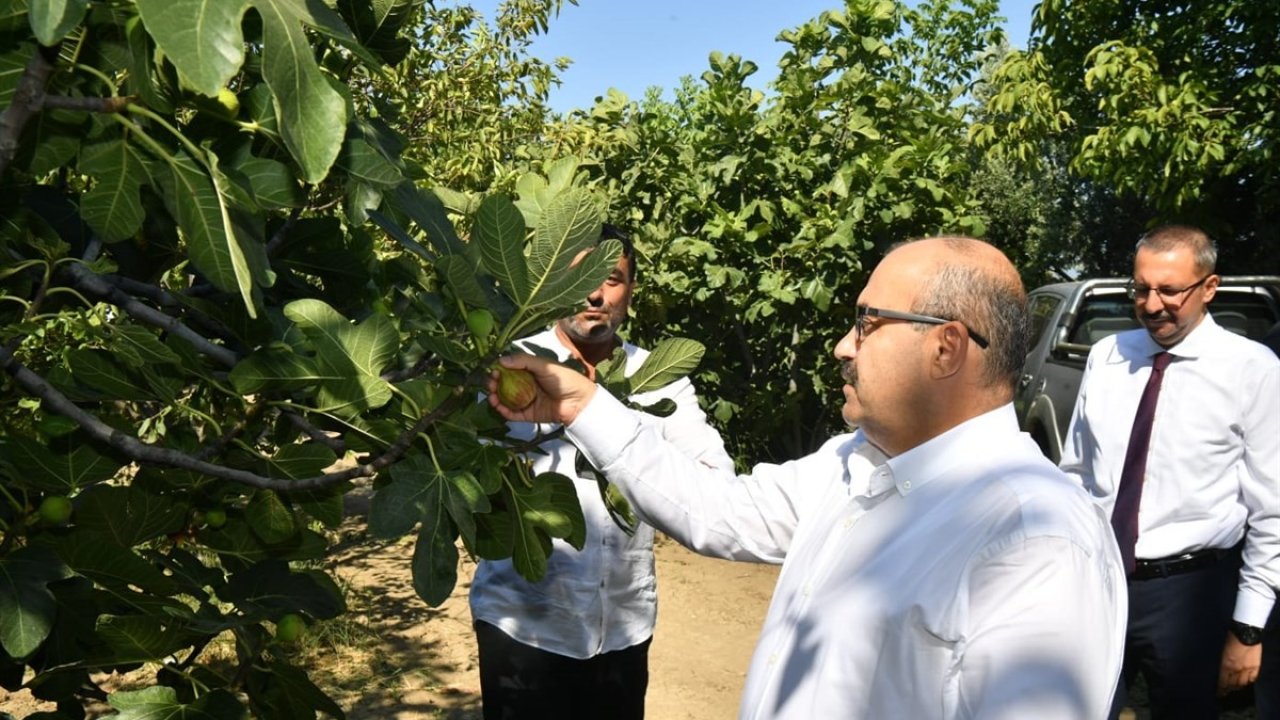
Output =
[
  {"x1": 381, "y1": 352, "x2": 441, "y2": 383},
  {"x1": 64, "y1": 262, "x2": 240, "y2": 367},
  {"x1": 0, "y1": 346, "x2": 474, "y2": 491},
  {"x1": 70, "y1": 265, "x2": 352, "y2": 458},
  {"x1": 193, "y1": 402, "x2": 265, "y2": 462},
  {"x1": 284, "y1": 410, "x2": 346, "y2": 454},
  {"x1": 504, "y1": 425, "x2": 566, "y2": 455},
  {"x1": 0, "y1": 43, "x2": 59, "y2": 177},
  {"x1": 42, "y1": 95, "x2": 134, "y2": 113},
  {"x1": 265, "y1": 206, "x2": 302, "y2": 256},
  {"x1": 82, "y1": 267, "x2": 361, "y2": 456},
  {"x1": 101, "y1": 274, "x2": 240, "y2": 346}
]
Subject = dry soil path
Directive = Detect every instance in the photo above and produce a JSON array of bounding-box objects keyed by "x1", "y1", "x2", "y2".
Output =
[{"x1": 321, "y1": 527, "x2": 780, "y2": 720}]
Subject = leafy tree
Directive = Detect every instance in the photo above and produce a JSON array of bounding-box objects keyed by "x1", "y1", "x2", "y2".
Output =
[
  {"x1": 0, "y1": 1, "x2": 695, "y2": 716},
  {"x1": 355, "y1": 0, "x2": 573, "y2": 194},
  {"x1": 530, "y1": 0, "x2": 1005, "y2": 464},
  {"x1": 974, "y1": 0, "x2": 1280, "y2": 273}
]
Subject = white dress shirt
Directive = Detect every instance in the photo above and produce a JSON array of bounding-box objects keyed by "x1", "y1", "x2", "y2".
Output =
[
  {"x1": 468, "y1": 328, "x2": 733, "y2": 659},
  {"x1": 568, "y1": 396, "x2": 1127, "y2": 719},
  {"x1": 1060, "y1": 313, "x2": 1280, "y2": 627}
]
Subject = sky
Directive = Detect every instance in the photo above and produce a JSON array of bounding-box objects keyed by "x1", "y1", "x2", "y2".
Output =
[{"x1": 464, "y1": 0, "x2": 1039, "y2": 113}]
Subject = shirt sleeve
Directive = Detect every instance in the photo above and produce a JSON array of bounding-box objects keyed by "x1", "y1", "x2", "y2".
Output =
[
  {"x1": 650, "y1": 377, "x2": 735, "y2": 474},
  {"x1": 1058, "y1": 346, "x2": 1100, "y2": 496},
  {"x1": 1235, "y1": 358, "x2": 1280, "y2": 626},
  {"x1": 958, "y1": 536, "x2": 1125, "y2": 720},
  {"x1": 566, "y1": 387, "x2": 826, "y2": 563}
]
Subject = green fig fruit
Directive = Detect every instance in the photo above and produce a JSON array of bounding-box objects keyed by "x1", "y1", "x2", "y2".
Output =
[
  {"x1": 495, "y1": 365, "x2": 537, "y2": 410},
  {"x1": 275, "y1": 613, "x2": 306, "y2": 643},
  {"x1": 214, "y1": 87, "x2": 240, "y2": 117},
  {"x1": 204, "y1": 507, "x2": 227, "y2": 528},
  {"x1": 466, "y1": 308, "x2": 495, "y2": 339},
  {"x1": 467, "y1": 308, "x2": 495, "y2": 353},
  {"x1": 38, "y1": 495, "x2": 73, "y2": 525}
]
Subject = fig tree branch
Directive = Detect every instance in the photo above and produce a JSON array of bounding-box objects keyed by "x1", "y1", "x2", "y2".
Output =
[
  {"x1": 265, "y1": 207, "x2": 303, "y2": 256},
  {"x1": 42, "y1": 95, "x2": 134, "y2": 113},
  {"x1": 0, "y1": 44, "x2": 135, "y2": 178},
  {"x1": 0, "y1": 345, "x2": 474, "y2": 491},
  {"x1": 0, "y1": 44, "x2": 58, "y2": 177},
  {"x1": 70, "y1": 262, "x2": 341, "y2": 452},
  {"x1": 102, "y1": 274, "x2": 240, "y2": 346},
  {"x1": 64, "y1": 262, "x2": 240, "y2": 367}
]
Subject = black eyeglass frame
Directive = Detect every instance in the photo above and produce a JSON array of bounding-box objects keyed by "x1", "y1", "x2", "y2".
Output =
[
  {"x1": 855, "y1": 306, "x2": 990, "y2": 349},
  {"x1": 1124, "y1": 274, "x2": 1213, "y2": 303}
]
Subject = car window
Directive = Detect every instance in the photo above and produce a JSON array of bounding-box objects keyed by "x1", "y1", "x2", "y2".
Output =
[
  {"x1": 1067, "y1": 287, "x2": 1280, "y2": 346},
  {"x1": 1210, "y1": 291, "x2": 1280, "y2": 340},
  {"x1": 1027, "y1": 294, "x2": 1062, "y2": 352},
  {"x1": 1069, "y1": 291, "x2": 1137, "y2": 345}
]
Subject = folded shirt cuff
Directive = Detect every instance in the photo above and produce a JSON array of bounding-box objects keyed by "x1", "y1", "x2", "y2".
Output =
[{"x1": 1234, "y1": 587, "x2": 1276, "y2": 628}]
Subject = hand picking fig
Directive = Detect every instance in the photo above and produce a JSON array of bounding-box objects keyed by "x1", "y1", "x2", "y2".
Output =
[{"x1": 495, "y1": 365, "x2": 537, "y2": 410}]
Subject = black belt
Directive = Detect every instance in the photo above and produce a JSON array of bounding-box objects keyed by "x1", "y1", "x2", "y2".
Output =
[{"x1": 1130, "y1": 545, "x2": 1239, "y2": 581}]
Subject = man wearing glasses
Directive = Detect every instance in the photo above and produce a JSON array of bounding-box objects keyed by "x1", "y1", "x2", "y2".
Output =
[
  {"x1": 488, "y1": 236, "x2": 1126, "y2": 719},
  {"x1": 1060, "y1": 224, "x2": 1280, "y2": 718}
]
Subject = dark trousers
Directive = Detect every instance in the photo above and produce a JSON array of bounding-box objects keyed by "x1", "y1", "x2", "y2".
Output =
[
  {"x1": 1109, "y1": 551, "x2": 1240, "y2": 720},
  {"x1": 474, "y1": 620, "x2": 651, "y2": 720}
]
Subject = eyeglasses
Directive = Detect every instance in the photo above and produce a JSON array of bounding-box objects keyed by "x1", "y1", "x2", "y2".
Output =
[
  {"x1": 1125, "y1": 275, "x2": 1211, "y2": 303},
  {"x1": 855, "y1": 306, "x2": 990, "y2": 349}
]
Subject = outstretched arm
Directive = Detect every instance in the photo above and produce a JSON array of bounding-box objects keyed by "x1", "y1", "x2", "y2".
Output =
[{"x1": 489, "y1": 353, "x2": 859, "y2": 563}]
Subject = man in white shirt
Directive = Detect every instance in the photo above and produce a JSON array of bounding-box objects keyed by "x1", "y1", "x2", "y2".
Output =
[
  {"x1": 488, "y1": 236, "x2": 1127, "y2": 719},
  {"x1": 468, "y1": 224, "x2": 733, "y2": 720},
  {"x1": 1060, "y1": 224, "x2": 1280, "y2": 719}
]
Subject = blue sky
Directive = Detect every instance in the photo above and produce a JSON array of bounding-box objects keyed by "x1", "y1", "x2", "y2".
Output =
[{"x1": 463, "y1": 0, "x2": 1039, "y2": 112}]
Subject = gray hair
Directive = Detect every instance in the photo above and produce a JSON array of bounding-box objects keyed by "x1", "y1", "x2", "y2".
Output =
[
  {"x1": 909, "y1": 239, "x2": 1030, "y2": 389},
  {"x1": 1137, "y1": 224, "x2": 1217, "y2": 275}
]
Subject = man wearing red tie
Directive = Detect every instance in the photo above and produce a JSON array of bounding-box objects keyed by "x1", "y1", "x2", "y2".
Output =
[{"x1": 1061, "y1": 224, "x2": 1280, "y2": 718}]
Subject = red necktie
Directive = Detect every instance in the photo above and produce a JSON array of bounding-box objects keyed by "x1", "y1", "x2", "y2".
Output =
[{"x1": 1112, "y1": 351, "x2": 1173, "y2": 574}]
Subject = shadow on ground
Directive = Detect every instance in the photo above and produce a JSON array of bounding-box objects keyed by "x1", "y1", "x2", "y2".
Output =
[{"x1": 301, "y1": 489, "x2": 484, "y2": 719}]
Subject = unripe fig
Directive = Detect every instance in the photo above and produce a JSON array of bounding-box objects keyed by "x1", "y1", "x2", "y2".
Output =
[
  {"x1": 204, "y1": 507, "x2": 228, "y2": 528},
  {"x1": 38, "y1": 495, "x2": 73, "y2": 525},
  {"x1": 275, "y1": 613, "x2": 306, "y2": 643},
  {"x1": 466, "y1": 308, "x2": 495, "y2": 339},
  {"x1": 215, "y1": 87, "x2": 240, "y2": 117},
  {"x1": 495, "y1": 365, "x2": 537, "y2": 410},
  {"x1": 467, "y1": 308, "x2": 495, "y2": 353}
]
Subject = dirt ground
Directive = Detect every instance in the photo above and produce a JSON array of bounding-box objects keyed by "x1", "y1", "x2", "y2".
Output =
[
  {"x1": 1, "y1": 515, "x2": 779, "y2": 720},
  {"x1": 316, "y1": 530, "x2": 779, "y2": 720}
]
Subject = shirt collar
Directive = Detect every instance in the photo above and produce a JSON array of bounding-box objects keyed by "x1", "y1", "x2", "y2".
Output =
[
  {"x1": 1166, "y1": 311, "x2": 1222, "y2": 359},
  {"x1": 1112, "y1": 312, "x2": 1221, "y2": 362},
  {"x1": 878, "y1": 404, "x2": 1021, "y2": 497}
]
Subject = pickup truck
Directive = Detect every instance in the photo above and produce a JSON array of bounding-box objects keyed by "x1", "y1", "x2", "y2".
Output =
[{"x1": 1014, "y1": 276, "x2": 1280, "y2": 463}]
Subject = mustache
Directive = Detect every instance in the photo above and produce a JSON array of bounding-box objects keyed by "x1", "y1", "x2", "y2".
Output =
[
  {"x1": 1140, "y1": 309, "x2": 1173, "y2": 322},
  {"x1": 841, "y1": 360, "x2": 858, "y2": 386}
]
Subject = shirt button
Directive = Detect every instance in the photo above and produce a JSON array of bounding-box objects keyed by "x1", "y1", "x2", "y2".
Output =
[
  {"x1": 802, "y1": 584, "x2": 812, "y2": 597},
  {"x1": 768, "y1": 653, "x2": 779, "y2": 666}
]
